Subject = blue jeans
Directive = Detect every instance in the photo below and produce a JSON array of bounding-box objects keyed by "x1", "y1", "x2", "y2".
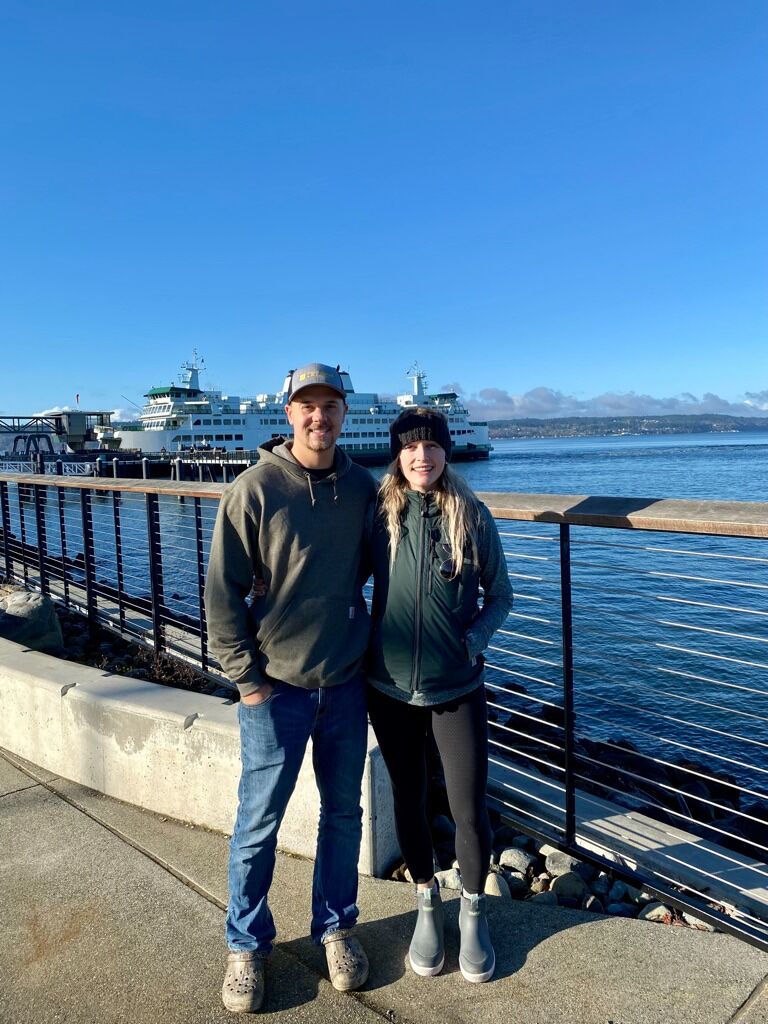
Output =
[{"x1": 225, "y1": 675, "x2": 368, "y2": 953}]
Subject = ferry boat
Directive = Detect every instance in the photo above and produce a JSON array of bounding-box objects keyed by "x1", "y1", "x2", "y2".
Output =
[{"x1": 99, "y1": 358, "x2": 491, "y2": 463}]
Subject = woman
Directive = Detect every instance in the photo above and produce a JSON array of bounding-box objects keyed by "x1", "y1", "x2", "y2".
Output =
[{"x1": 367, "y1": 407, "x2": 513, "y2": 983}]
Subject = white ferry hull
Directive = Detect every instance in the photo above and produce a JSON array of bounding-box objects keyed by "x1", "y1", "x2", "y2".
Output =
[{"x1": 105, "y1": 362, "x2": 491, "y2": 462}]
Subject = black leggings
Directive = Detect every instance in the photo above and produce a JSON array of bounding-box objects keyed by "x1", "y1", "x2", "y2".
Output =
[{"x1": 367, "y1": 683, "x2": 492, "y2": 894}]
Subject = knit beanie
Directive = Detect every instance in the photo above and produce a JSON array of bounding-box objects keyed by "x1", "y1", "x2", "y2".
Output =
[{"x1": 389, "y1": 409, "x2": 452, "y2": 461}]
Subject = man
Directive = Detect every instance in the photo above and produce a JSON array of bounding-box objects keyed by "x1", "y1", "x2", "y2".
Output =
[{"x1": 205, "y1": 363, "x2": 377, "y2": 1014}]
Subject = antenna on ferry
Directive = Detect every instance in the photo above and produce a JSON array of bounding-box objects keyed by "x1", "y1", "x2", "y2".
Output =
[{"x1": 407, "y1": 363, "x2": 427, "y2": 398}]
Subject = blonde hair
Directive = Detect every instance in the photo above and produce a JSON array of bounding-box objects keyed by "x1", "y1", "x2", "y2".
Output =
[{"x1": 379, "y1": 450, "x2": 483, "y2": 575}]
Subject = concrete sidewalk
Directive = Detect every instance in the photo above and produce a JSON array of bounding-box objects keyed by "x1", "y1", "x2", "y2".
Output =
[{"x1": 2, "y1": 748, "x2": 768, "y2": 1024}]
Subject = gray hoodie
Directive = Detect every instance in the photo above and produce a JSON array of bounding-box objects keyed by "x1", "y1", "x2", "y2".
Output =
[{"x1": 204, "y1": 439, "x2": 377, "y2": 697}]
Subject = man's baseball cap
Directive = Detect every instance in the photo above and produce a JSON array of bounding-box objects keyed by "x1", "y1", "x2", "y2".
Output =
[{"x1": 287, "y1": 363, "x2": 347, "y2": 402}]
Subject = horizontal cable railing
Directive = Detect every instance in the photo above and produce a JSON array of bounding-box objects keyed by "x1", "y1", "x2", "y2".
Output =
[{"x1": 1, "y1": 472, "x2": 768, "y2": 949}]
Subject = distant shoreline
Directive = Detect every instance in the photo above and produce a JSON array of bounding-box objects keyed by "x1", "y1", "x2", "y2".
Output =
[{"x1": 487, "y1": 413, "x2": 768, "y2": 440}]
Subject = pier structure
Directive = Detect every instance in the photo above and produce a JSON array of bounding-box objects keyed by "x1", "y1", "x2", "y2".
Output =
[
  {"x1": 0, "y1": 410, "x2": 116, "y2": 457},
  {"x1": 1, "y1": 472, "x2": 767, "y2": 959}
]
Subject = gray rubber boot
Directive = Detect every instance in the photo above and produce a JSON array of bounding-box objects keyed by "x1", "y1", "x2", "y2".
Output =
[
  {"x1": 408, "y1": 885, "x2": 445, "y2": 976},
  {"x1": 458, "y1": 892, "x2": 495, "y2": 983}
]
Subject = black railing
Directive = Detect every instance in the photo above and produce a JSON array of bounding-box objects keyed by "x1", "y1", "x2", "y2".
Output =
[{"x1": 1, "y1": 473, "x2": 767, "y2": 950}]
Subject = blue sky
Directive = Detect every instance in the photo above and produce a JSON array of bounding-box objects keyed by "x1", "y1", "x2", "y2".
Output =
[{"x1": 1, "y1": 1, "x2": 766, "y2": 420}]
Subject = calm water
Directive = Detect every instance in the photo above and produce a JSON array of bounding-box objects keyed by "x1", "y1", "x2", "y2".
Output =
[{"x1": 450, "y1": 432, "x2": 768, "y2": 502}]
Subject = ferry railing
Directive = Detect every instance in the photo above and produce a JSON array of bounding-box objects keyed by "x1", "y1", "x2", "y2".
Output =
[{"x1": 1, "y1": 473, "x2": 767, "y2": 951}]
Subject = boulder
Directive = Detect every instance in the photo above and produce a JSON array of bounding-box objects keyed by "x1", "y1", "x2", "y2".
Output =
[
  {"x1": 499, "y1": 847, "x2": 537, "y2": 874},
  {"x1": 591, "y1": 872, "x2": 611, "y2": 897},
  {"x1": 639, "y1": 902, "x2": 672, "y2": 923},
  {"x1": 529, "y1": 890, "x2": 558, "y2": 905},
  {"x1": 484, "y1": 873, "x2": 512, "y2": 898},
  {"x1": 606, "y1": 902, "x2": 638, "y2": 918},
  {"x1": 435, "y1": 867, "x2": 462, "y2": 891},
  {"x1": 551, "y1": 871, "x2": 587, "y2": 902},
  {"x1": 503, "y1": 872, "x2": 530, "y2": 898},
  {"x1": 582, "y1": 895, "x2": 605, "y2": 914},
  {"x1": 0, "y1": 589, "x2": 63, "y2": 653},
  {"x1": 608, "y1": 880, "x2": 630, "y2": 903},
  {"x1": 682, "y1": 911, "x2": 717, "y2": 932},
  {"x1": 545, "y1": 850, "x2": 582, "y2": 877}
]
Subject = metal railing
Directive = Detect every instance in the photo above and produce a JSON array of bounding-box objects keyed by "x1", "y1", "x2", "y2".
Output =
[{"x1": 1, "y1": 473, "x2": 767, "y2": 950}]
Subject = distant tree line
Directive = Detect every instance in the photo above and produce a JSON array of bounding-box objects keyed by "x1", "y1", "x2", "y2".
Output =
[{"x1": 487, "y1": 414, "x2": 768, "y2": 440}]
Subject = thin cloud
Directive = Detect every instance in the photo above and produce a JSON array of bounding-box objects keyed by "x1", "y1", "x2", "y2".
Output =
[{"x1": 444, "y1": 386, "x2": 768, "y2": 421}]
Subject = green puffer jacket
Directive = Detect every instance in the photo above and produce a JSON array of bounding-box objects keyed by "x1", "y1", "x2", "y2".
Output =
[{"x1": 366, "y1": 490, "x2": 513, "y2": 706}]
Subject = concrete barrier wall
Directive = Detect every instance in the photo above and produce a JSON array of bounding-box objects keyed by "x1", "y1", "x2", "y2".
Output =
[{"x1": 0, "y1": 637, "x2": 398, "y2": 877}]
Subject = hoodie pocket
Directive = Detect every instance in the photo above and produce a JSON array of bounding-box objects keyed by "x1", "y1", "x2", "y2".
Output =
[{"x1": 258, "y1": 595, "x2": 369, "y2": 685}]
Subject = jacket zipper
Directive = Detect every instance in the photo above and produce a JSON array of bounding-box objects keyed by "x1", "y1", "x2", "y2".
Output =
[{"x1": 411, "y1": 494, "x2": 429, "y2": 691}]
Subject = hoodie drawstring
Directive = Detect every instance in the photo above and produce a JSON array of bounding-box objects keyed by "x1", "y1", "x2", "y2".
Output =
[
  {"x1": 306, "y1": 474, "x2": 317, "y2": 507},
  {"x1": 304, "y1": 473, "x2": 339, "y2": 507}
]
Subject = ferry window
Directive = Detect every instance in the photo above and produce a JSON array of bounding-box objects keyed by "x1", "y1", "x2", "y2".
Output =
[
  {"x1": 215, "y1": 434, "x2": 224, "y2": 441},
  {"x1": 182, "y1": 435, "x2": 192, "y2": 441},
  {"x1": 223, "y1": 419, "x2": 231, "y2": 425},
  {"x1": 203, "y1": 419, "x2": 211, "y2": 425},
  {"x1": 225, "y1": 434, "x2": 233, "y2": 441},
  {"x1": 235, "y1": 434, "x2": 243, "y2": 440},
  {"x1": 214, "y1": 419, "x2": 222, "y2": 425},
  {"x1": 193, "y1": 419, "x2": 201, "y2": 425}
]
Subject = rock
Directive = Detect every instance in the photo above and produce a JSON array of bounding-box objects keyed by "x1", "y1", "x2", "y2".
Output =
[
  {"x1": 390, "y1": 862, "x2": 408, "y2": 882},
  {"x1": 571, "y1": 860, "x2": 598, "y2": 884},
  {"x1": 551, "y1": 871, "x2": 587, "y2": 901},
  {"x1": 435, "y1": 868, "x2": 462, "y2": 891},
  {"x1": 0, "y1": 590, "x2": 63, "y2": 653},
  {"x1": 484, "y1": 873, "x2": 511, "y2": 898},
  {"x1": 557, "y1": 896, "x2": 581, "y2": 909},
  {"x1": 528, "y1": 890, "x2": 558, "y2": 905},
  {"x1": 537, "y1": 842, "x2": 559, "y2": 857},
  {"x1": 582, "y1": 895, "x2": 604, "y2": 914},
  {"x1": 639, "y1": 902, "x2": 672, "y2": 923},
  {"x1": 608, "y1": 880, "x2": 629, "y2": 903},
  {"x1": 591, "y1": 872, "x2": 611, "y2": 897},
  {"x1": 503, "y1": 872, "x2": 530, "y2": 898},
  {"x1": 529, "y1": 874, "x2": 550, "y2": 894},
  {"x1": 606, "y1": 902, "x2": 638, "y2": 918},
  {"x1": 499, "y1": 847, "x2": 537, "y2": 874},
  {"x1": 682, "y1": 912, "x2": 716, "y2": 932},
  {"x1": 545, "y1": 850, "x2": 582, "y2": 877}
]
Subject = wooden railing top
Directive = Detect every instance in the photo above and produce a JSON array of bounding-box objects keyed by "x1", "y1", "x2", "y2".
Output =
[{"x1": 2, "y1": 474, "x2": 767, "y2": 539}]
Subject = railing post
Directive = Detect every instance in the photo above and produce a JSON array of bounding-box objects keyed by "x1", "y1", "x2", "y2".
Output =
[
  {"x1": 559, "y1": 523, "x2": 576, "y2": 848},
  {"x1": 0, "y1": 480, "x2": 12, "y2": 580},
  {"x1": 80, "y1": 488, "x2": 97, "y2": 633},
  {"x1": 33, "y1": 483, "x2": 48, "y2": 594},
  {"x1": 194, "y1": 496, "x2": 208, "y2": 672},
  {"x1": 17, "y1": 484, "x2": 29, "y2": 587},
  {"x1": 145, "y1": 492, "x2": 165, "y2": 654},
  {"x1": 112, "y1": 490, "x2": 126, "y2": 631},
  {"x1": 58, "y1": 485, "x2": 69, "y2": 605}
]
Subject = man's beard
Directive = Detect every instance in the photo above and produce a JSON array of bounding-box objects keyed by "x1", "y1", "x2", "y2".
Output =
[{"x1": 306, "y1": 430, "x2": 334, "y2": 451}]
